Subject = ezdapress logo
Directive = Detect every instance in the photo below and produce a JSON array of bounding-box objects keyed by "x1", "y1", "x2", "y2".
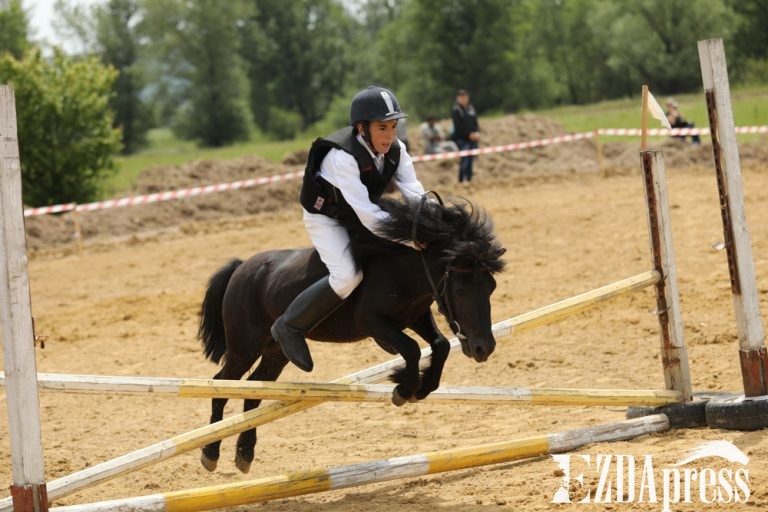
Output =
[{"x1": 551, "y1": 440, "x2": 750, "y2": 511}]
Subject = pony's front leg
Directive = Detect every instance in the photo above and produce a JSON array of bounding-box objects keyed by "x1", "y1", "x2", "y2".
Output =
[
  {"x1": 368, "y1": 315, "x2": 423, "y2": 406},
  {"x1": 409, "y1": 311, "x2": 451, "y2": 400}
]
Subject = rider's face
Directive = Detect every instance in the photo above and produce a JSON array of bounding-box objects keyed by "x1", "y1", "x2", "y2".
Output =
[{"x1": 362, "y1": 120, "x2": 398, "y2": 154}]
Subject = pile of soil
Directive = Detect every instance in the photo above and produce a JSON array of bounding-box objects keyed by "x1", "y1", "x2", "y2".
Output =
[{"x1": 23, "y1": 113, "x2": 767, "y2": 252}]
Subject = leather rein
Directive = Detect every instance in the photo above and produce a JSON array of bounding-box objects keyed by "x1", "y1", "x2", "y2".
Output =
[{"x1": 412, "y1": 192, "x2": 470, "y2": 341}]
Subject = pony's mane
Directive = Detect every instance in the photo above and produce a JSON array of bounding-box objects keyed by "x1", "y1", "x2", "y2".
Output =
[{"x1": 341, "y1": 196, "x2": 505, "y2": 273}]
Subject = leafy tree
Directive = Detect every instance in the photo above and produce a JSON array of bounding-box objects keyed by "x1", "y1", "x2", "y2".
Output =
[
  {"x1": 600, "y1": 0, "x2": 736, "y2": 94},
  {"x1": 728, "y1": 0, "x2": 768, "y2": 58},
  {"x1": 375, "y1": 0, "x2": 525, "y2": 118},
  {"x1": 172, "y1": 0, "x2": 252, "y2": 147},
  {"x1": 0, "y1": 0, "x2": 30, "y2": 58},
  {"x1": 240, "y1": 0, "x2": 354, "y2": 136},
  {"x1": 54, "y1": 0, "x2": 152, "y2": 154},
  {"x1": 0, "y1": 50, "x2": 121, "y2": 206},
  {"x1": 727, "y1": 0, "x2": 768, "y2": 82},
  {"x1": 93, "y1": 0, "x2": 151, "y2": 153}
]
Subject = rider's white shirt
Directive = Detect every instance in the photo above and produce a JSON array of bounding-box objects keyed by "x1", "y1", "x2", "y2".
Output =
[{"x1": 316, "y1": 134, "x2": 425, "y2": 247}]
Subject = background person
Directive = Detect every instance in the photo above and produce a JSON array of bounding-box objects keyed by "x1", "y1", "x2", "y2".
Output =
[
  {"x1": 666, "y1": 98, "x2": 701, "y2": 145},
  {"x1": 419, "y1": 115, "x2": 458, "y2": 155},
  {"x1": 451, "y1": 89, "x2": 480, "y2": 183}
]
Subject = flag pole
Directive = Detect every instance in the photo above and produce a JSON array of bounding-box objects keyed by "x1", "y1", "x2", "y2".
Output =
[{"x1": 641, "y1": 84, "x2": 649, "y2": 150}]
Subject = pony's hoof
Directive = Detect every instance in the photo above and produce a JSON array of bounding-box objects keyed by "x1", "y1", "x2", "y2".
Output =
[
  {"x1": 235, "y1": 454, "x2": 252, "y2": 474},
  {"x1": 200, "y1": 453, "x2": 218, "y2": 472},
  {"x1": 391, "y1": 389, "x2": 409, "y2": 407}
]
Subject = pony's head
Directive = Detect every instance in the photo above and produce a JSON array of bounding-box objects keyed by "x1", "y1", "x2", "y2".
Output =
[{"x1": 378, "y1": 196, "x2": 506, "y2": 362}]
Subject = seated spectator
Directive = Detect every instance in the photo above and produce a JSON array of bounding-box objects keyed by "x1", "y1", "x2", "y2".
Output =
[
  {"x1": 419, "y1": 115, "x2": 458, "y2": 155},
  {"x1": 666, "y1": 99, "x2": 701, "y2": 145}
]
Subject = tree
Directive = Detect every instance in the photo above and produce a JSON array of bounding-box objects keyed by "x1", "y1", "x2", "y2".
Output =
[
  {"x1": 727, "y1": 0, "x2": 768, "y2": 82},
  {"x1": 54, "y1": 0, "x2": 151, "y2": 154},
  {"x1": 0, "y1": 50, "x2": 122, "y2": 206},
  {"x1": 600, "y1": 0, "x2": 736, "y2": 94},
  {"x1": 374, "y1": 0, "x2": 527, "y2": 119},
  {"x1": 0, "y1": 0, "x2": 30, "y2": 58},
  {"x1": 93, "y1": 0, "x2": 151, "y2": 153},
  {"x1": 240, "y1": 0, "x2": 354, "y2": 136},
  {"x1": 172, "y1": 0, "x2": 252, "y2": 147}
]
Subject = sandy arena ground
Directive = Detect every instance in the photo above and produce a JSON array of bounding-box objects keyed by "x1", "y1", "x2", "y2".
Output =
[{"x1": 3, "y1": 122, "x2": 768, "y2": 510}]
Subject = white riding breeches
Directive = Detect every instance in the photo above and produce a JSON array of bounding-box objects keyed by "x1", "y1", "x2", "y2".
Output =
[{"x1": 303, "y1": 209, "x2": 363, "y2": 299}]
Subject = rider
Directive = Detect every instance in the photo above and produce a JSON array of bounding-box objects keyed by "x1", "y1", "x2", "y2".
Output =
[{"x1": 270, "y1": 86, "x2": 427, "y2": 372}]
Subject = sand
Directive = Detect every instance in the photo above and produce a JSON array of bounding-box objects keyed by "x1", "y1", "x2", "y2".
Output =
[{"x1": 3, "y1": 116, "x2": 768, "y2": 511}]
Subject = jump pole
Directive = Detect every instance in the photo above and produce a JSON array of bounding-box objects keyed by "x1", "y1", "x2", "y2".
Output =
[
  {"x1": 49, "y1": 415, "x2": 669, "y2": 512},
  {"x1": 0, "y1": 270, "x2": 660, "y2": 509},
  {"x1": 640, "y1": 150, "x2": 692, "y2": 400},
  {"x1": 699, "y1": 38, "x2": 768, "y2": 397},
  {"x1": 0, "y1": 372, "x2": 684, "y2": 407},
  {"x1": 0, "y1": 85, "x2": 49, "y2": 512}
]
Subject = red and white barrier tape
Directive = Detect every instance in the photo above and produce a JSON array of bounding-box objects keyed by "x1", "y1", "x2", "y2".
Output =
[
  {"x1": 24, "y1": 125, "x2": 767, "y2": 218},
  {"x1": 410, "y1": 131, "x2": 595, "y2": 163},
  {"x1": 24, "y1": 170, "x2": 304, "y2": 217},
  {"x1": 597, "y1": 125, "x2": 767, "y2": 136}
]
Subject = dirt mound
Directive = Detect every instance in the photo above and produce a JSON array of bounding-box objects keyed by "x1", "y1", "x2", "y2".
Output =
[{"x1": 23, "y1": 114, "x2": 768, "y2": 252}]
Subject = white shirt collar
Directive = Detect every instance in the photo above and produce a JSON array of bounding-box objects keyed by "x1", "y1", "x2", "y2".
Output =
[{"x1": 356, "y1": 133, "x2": 385, "y2": 172}]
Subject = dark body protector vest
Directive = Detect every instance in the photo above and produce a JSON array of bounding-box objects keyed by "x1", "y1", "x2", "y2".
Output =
[{"x1": 299, "y1": 127, "x2": 400, "y2": 219}]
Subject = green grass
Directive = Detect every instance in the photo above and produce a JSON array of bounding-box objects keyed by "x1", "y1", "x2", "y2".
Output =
[
  {"x1": 529, "y1": 85, "x2": 768, "y2": 141},
  {"x1": 105, "y1": 85, "x2": 768, "y2": 199}
]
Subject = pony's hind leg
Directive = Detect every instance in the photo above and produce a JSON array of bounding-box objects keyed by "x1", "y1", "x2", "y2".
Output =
[
  {"x1": 200, "y1": 353, "x2": 258, "y2": 471},
  {"x1": 234, "y1": 343, "x2": 289, "y2": 473}
]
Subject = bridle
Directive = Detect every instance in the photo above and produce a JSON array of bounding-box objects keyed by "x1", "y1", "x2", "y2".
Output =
[{"x1": 412, "y1": 192, "x2": 472, "y2": 341}]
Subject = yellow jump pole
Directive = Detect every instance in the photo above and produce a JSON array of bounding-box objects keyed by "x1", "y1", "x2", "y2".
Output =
[
  {"x1": 0, "y1": 372, "x2": 683, "y2": 407},
  {"x1": 50, "y1": 415, "x2": 669, "y2": 512}
]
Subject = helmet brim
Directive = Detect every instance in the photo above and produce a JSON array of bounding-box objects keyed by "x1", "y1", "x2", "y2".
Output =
[{"x1": 372, "y1": 112, "x2": 408, "y2": 122}]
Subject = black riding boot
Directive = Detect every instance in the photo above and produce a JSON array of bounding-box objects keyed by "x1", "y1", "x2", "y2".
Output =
[{"x1": 270, "y1": 276, "x2": 344, "y2": 372}]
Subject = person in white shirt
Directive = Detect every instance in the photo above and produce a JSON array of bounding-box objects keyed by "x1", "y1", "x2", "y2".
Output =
[
  {"x1": 271, "y1": 86, "x2": 427, "y2": 372},
  {"x1": 420, "y1": 115, "x2": 458, "y2": 155}
]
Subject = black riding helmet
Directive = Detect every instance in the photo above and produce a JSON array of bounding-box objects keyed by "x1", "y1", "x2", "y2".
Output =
[{"x1": 349, "y1": 86, "x2": 407, "y2": 126}]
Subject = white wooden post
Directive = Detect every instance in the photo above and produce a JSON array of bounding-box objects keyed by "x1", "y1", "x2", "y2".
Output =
[
  {"x1": 640, "y1": 150, "x2": 692, "y2": 401},
  {"x1": 698, "y1": 38, "x2": 768, "y2": 396},
  {"x1": 0, "y1": 85, "x2": 49, "y2": 511}
]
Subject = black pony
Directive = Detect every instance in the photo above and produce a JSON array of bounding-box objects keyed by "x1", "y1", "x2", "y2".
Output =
[{"x1": 198, "y1": 195, "x2": 505, "y2": 473}]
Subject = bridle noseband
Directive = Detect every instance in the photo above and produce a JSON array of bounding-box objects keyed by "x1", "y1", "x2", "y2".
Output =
[{"x1": 412, "y1": 192, "x2": 470, "y2": 341}]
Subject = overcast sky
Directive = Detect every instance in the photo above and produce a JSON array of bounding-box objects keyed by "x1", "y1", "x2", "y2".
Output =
[{"x1": 27, "y1": 0, "x2": 101, "y2": 49}]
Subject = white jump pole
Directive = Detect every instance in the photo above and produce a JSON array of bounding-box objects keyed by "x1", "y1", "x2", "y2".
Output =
[
  {"x1": 49, "y1": 415, "x2": 669, "y2": 512},
  {"x1": 0, "y1": 85, "x2": 49, "y2": 511},
  {"x1": 698, "y1": 38, "x2": 768, "y2": 397},
  {"x1": 0, "y1": 372, "x2": 684, "y2": 407},
  {"x1": 0, "y1": 270, "x2": 660, "y2": 509}
]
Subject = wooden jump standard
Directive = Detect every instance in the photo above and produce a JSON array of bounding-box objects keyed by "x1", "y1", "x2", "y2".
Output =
[
  {"x1": 49, "y1": 415, "x2": 669, "y2": 512},
  {"x1": 0, "y1": 270, "x2": 662, "y2": 510},
  {"x1": 0, "y1": 372, "x2": 683, "y2": 407}
]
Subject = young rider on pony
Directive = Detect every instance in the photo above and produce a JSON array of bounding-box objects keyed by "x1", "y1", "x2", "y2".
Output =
[{"x1": 271, "y1": 86, "x2": 427, "y2": 372}]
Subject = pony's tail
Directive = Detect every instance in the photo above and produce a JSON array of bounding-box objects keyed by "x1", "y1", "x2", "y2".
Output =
[{"x1": 198, "y1": 258, "x2": 243, "y2": 364}]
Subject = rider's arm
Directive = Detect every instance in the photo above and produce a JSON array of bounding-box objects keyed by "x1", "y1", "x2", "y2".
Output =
[
  {"x1": 321, "y1": 149, "x2": 417, "y2": 248},
  {"x1": 393, "y1": 143, "x2": 426, "y2": 199}
]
